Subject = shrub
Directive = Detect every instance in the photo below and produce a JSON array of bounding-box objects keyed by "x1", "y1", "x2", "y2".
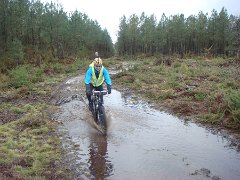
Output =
[
  {"x1": 31, "y1": 68, "x2": 44, "y2": 83},
  {"x1": 167, "y1": 72, "x2": 179, "y2": 88},
  {"x1": 225, "y1": 90, "x2": 240, "y2": 123},
  {"x1": 8, "y1": 65, "x2": 30, "y2": 88}
]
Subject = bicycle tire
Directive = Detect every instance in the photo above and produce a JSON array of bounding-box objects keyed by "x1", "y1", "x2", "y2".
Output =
[
  {"x1": 98, "y1": 106, "x2": 106, "y2": 129},
  {"x1": 92, "y1": 102, "x2": 98, "y2": 122}
]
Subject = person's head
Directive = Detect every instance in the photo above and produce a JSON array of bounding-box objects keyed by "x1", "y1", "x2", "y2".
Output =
[
  {"x1": 94, "y1": 58, "x2": 102, "y2": 71},
  {"x1": 95, "y1": 52, "x2": 99, "y2": 58}
]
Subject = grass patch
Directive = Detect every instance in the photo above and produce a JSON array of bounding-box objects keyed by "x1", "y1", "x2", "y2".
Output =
[
  {"x1": 193, "y1": 91, "x2": 207, "y2": 101},
  {"x1": 225, "y1": 89, "x2": 240, "y2": 123},
  {"x1": 0, "y1": 59, "x2": 89, "y2": 179},
  {"x1": 198, "y1": 112, "x2": 224, "y2": 124},
  {"x1": 0, "y1": 104, "x2": 64, "y2": 179},
  {"x1": 112, "y1": 57, "x2": 240, "y2": 129}
]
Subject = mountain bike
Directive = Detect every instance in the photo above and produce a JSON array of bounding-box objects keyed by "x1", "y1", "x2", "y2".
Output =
[{"x1": 91, "y1": 90, "x2": 108, "y2": 131}]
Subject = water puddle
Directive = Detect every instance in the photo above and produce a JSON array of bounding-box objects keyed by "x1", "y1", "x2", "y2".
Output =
[{"x1": 54, "y1": 76, "x2": 240, "y2": 180}]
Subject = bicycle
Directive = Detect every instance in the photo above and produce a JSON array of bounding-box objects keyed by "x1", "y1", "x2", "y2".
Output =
[{"x1": 91, "y1": 89, "x2": 108, "y2": 131}]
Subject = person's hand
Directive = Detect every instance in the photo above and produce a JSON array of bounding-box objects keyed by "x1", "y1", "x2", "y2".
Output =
[
  {"x1": 107, "y1": 85, "x2": 111, "y2": 94},
  {"x1": 86, "y1": 84, "x2": 91, "y2": 95}
]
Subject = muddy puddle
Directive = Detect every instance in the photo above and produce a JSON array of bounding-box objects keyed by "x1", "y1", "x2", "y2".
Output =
[{"x1": 53, "y1": 76, "x2": 240, "y2": 180}]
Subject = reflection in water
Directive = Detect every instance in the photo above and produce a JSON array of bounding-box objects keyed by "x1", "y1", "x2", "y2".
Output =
[
  {"x1": 88, "y1": 133, "x2": 113, "y2": 179},
  {"x1": 55, "y1": 80, "x2": 240, "y2": 180}
]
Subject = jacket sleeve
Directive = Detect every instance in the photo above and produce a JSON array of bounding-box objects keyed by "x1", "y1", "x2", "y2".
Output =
[
  {"x1": 103, "y1": 68, "x2": 112, "y2": 86},
  {"x1": 84, "y1": 67, "x2": 92, "y2": 84}
]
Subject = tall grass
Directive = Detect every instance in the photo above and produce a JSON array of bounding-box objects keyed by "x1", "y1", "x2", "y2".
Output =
[
  {"x1": 3, "y1": 58, "x2": 89, "y2": 90},
  {"x1": 225, "y1": 90, "x2": 240, "y2": 123}
]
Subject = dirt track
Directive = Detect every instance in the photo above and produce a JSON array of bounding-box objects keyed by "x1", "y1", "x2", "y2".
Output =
[{"x1": 50, "y1": 73, "x2": 240, "y2": 180}]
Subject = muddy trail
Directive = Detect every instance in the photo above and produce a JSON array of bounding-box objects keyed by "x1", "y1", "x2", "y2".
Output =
[{"x1": 51, "y1": 74, "x2": 240, "y2": 180}]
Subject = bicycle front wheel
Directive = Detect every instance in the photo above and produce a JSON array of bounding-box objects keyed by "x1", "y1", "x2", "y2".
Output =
[{"x1": 98, "y1": 106, "x2": 106, "y2": 129}]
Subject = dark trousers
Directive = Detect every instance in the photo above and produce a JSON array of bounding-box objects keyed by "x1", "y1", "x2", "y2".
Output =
[{"x1": 86, "y1": 84, "x2": 104, "y2": 104}]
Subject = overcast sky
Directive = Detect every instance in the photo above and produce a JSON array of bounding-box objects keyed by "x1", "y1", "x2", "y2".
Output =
[{"x1": 40, "y1": 0, "x2": 239, "y2": 43}]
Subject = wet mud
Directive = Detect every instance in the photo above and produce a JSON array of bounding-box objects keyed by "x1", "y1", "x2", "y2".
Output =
[{"x1": 51, "y1": 75, "x2": 240, "y2": 180}]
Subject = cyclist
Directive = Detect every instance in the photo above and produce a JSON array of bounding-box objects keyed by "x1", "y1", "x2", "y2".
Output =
[
  {"x1": 95, "y1": 51, "x2": 99, "y2": 58},
  {"x1": 85, "y1": 57, "x2": 112, "y2": 111},
  {"x1": 89, "y1": 51, "x2": 100, "y2": 67}
]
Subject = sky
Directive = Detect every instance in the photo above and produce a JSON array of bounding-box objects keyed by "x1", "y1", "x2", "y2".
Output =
[{"x1": 40, "y1": 0, "x2": 239, "y2": 43}]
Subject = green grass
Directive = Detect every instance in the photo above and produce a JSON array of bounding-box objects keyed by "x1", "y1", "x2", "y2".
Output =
[
  {"x1": 0, "y1": 59, "x2": 91, "y2": 179},
  {"x1": 0, "y1": 56, "x2": 239, "y2": 178},
  {"x1": 112, "y1": 57, "x2": 240, "y2": 129},
  {"x1": 0, "y1": 103, "x2": 65, "y2": 179}
]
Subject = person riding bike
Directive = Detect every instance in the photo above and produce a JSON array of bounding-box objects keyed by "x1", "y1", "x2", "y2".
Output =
[
  {"x1": 85, "y1": 57, "x2": 112, "y2": 111},
  {"x1": 89, "y1": 51, "x2": 100, "y2": 67},
  {"x1": 95, "y1": 52, "x2": 99, "y2": 58}
]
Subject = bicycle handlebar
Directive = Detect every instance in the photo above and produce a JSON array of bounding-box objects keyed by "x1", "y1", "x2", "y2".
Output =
[{"x1": 92, "y1": 89, "x2": 108, "y2": 95}]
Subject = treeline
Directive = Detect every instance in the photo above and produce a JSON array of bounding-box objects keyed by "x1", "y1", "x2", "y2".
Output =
[
  {"x1": 1, "y1": 1, "x2": 239, "y2": 73},
  {"x1": 0, "y1": 0, "x2": 114, "y2": 71},
  {"x1": 116, "y1": 8, "x2": 240, "y2": 57}
]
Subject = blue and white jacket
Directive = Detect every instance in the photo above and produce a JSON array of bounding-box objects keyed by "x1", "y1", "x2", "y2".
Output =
[{"x1": 84, "y1": 66, "x2": 112, "y2": 86}]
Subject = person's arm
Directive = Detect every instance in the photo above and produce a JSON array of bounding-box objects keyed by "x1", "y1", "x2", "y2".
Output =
[
  {"x1": 103, "y1": 68, "x2": 112, "y2": 86},
  {"x1": 85, "y1": 67, "x2": 92, "y2": 84},
  {"x1": 103, "y1": 68, "x2": 112, "y2": 94}
]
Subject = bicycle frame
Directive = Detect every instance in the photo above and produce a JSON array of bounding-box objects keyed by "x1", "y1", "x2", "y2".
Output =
[{"x1": 91, "y1": 90, "x2": 108, "y2": 129}]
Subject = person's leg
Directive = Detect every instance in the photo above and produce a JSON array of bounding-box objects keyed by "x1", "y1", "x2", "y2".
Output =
[{"x1": 86, "y1": 84, "x2": 94, "y2": 111}]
